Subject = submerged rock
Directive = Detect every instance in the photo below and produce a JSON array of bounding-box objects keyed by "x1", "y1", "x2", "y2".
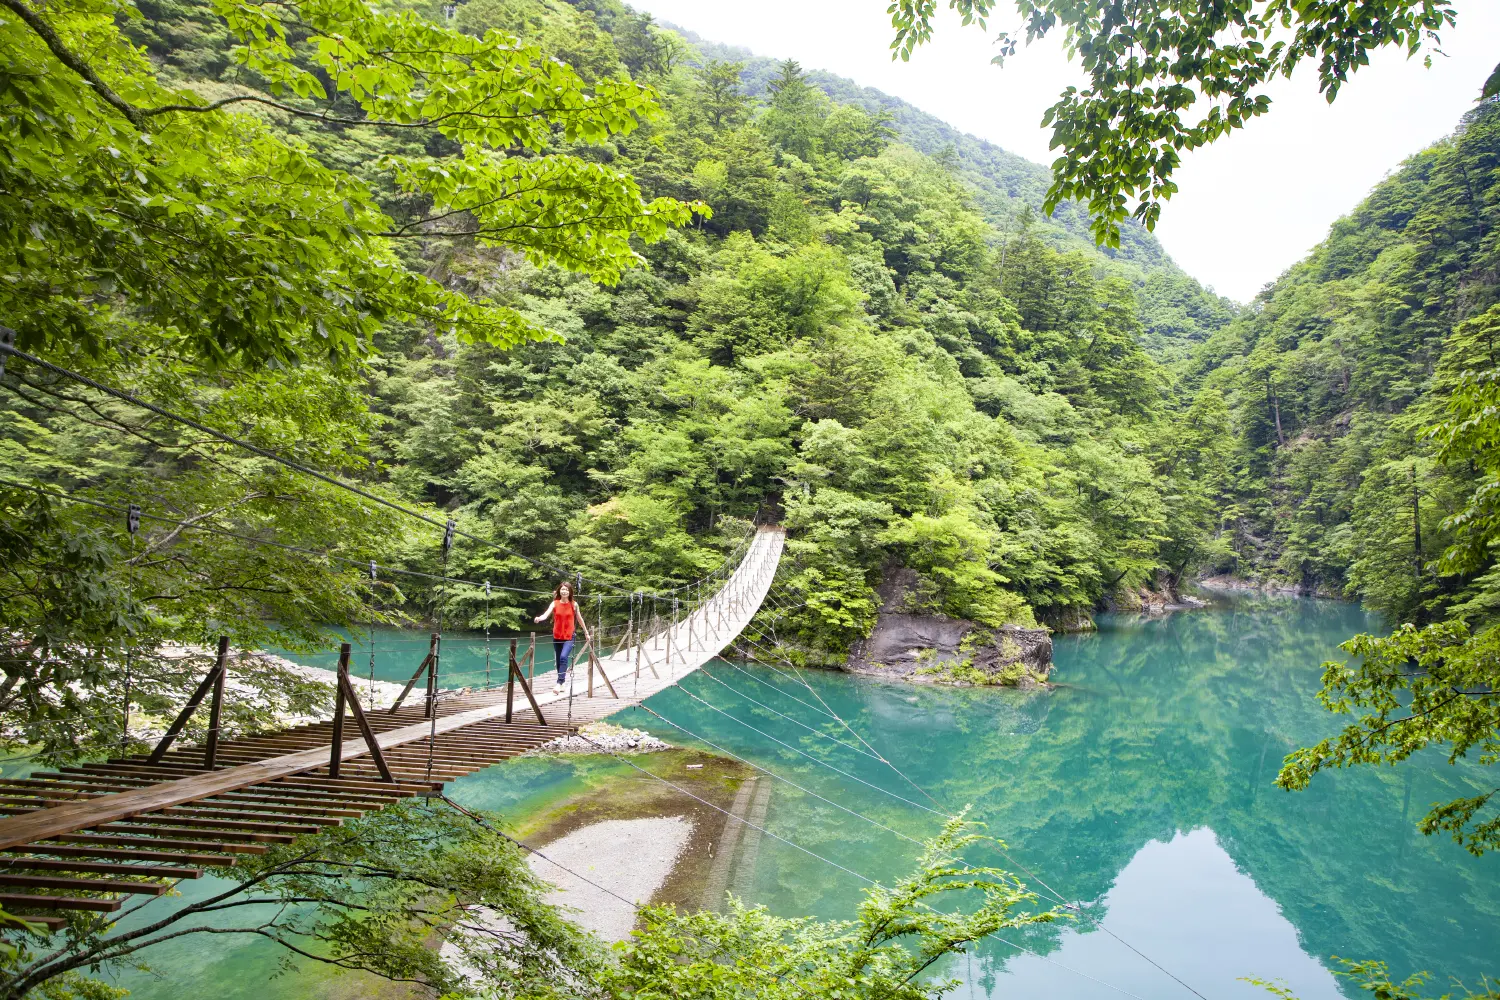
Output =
[{"x1": 843, "y1": 569, "x2": 1053, "y2": 688}]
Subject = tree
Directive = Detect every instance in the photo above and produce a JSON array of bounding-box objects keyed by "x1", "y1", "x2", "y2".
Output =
[
  {"x1": 696, "y1": 59, "x2": 749, "y2": 130},
  {"x1": 887, "y1": 0, "x2": 1465, "y2": 246},
  {"x1": 762, "y1": 58, "x2": 827, "y2": 160},
  {"x1": 0, "y1": 0, "x2": 704, "y2": 366}
]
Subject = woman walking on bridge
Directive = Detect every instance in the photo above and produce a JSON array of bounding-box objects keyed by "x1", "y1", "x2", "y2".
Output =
[{"x1": 535, "y1": 582, "x2": 579, "y2": 695}]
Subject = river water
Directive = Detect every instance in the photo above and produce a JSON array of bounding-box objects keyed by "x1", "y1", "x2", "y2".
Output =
[{"x1": 109, "y1": 594, "x2": 1499, "y2": 998}]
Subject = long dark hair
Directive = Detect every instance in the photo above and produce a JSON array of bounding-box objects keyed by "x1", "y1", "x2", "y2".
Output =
[{"x1": 553, "y1": 581, "x2": 575, "y2": 603}]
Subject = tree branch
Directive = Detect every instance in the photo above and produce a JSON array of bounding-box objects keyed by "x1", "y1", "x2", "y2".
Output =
[{"x1": 2, "y1": 0, "x2": 145, "y2": 128}]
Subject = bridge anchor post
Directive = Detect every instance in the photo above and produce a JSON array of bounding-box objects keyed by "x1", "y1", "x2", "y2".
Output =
[{"x1": 147, "y1": 636, "x2": 229, "y2": 767}]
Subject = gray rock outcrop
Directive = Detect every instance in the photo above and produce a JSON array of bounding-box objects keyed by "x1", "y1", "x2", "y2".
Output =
[{"x1": 842, "y1": 568, "x2": 1053, "y2": 688}]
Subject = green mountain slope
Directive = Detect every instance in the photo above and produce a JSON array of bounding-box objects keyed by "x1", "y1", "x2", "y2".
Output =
[
  {"x1": 681, "y1": 33, "x2": 1173, "y2": 275},
  {"x1": 1184, "y1": 98, "x2": 1500, "y2": 621},
  {"x1": 672, "y1": 29, "x2": 1236, "y2": 356}
]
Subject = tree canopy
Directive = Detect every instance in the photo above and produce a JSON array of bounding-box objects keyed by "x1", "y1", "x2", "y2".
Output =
[
  {"x1": 888, "y1": 0, "x2": 1466, "y2": 245},
  {"x1": 1, "y1": 0, "x2": 702, "y2": 365}
]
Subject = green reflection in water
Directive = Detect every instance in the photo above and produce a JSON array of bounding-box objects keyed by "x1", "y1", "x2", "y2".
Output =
[
  {"x1": 103, "y1": 595, "x2": 1500, "y2": 998},
  {"x1": 605, "y1": 593, "x2": 1499, "y2": 1000}
]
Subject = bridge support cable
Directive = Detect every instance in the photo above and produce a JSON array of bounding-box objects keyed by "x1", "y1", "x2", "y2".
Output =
[
  {"x1": 721, "y1": 594, "x2": 1214, "y2": 1000},
  {"x1": 567, "y1": 732, "x2": 1152, "y2": 1000}
]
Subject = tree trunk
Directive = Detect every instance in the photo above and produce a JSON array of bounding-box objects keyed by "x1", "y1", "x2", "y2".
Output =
[{"x1": 1267, "y1": 378, "x2": 1285, "y2": 447}]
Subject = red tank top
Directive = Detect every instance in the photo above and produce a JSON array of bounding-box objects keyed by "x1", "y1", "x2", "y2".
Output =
[{"x1": 552, "y1": 600, "x2": 576, "y2": 640}]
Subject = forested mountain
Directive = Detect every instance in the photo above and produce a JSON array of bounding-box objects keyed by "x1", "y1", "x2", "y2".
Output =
[
  {"x1": 0, "y1": 0, "x2": 1232, "y2": 661},
  {"x1": 1184, "y1": 99, "x2": 1500, "y2": 624},
  {"x1": 678, "y1": 29, "x2": 1237, "y2": 358}
]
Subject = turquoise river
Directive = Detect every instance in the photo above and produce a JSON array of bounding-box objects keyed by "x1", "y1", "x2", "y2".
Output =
[{"x1": 103, "y1": 593, "x2": 1499, "y2": 998}]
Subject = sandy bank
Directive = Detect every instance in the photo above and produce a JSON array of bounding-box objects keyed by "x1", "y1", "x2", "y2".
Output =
[{"x1": 529, "y1": 815, "x2": 695, "y2": 940}]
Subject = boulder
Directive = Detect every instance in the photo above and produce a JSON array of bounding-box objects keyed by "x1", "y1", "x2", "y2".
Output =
[{"x1": 842, "y1": 568, "x2": 1052, "y2": 688}]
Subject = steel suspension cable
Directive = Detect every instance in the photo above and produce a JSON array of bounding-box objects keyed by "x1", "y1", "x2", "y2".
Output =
[
  {"x1": 0, "y1": 346, "x2": 749, "y2": 602},
  {"x1": 735, "y1": 592, "x2": 1212, "y2": 1000}
]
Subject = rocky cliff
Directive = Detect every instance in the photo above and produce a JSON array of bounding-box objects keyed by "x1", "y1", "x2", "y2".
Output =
[{"x1": 842, "y1": 569, "x2": 1053, "y2": 688}]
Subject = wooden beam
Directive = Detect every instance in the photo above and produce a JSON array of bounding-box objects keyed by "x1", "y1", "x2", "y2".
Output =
[
  {"x1": 0, "y1": 858, "x2": 202, "y2": 878},
  {"x1": 6, "y1": 844, "x2": 236, "y2": 866},
  {"x1": 338, "y1": 661, "x2": 393, "y2": 782},
  {"x1": 0, "y1": 893, "x2": 121, "y2": 913},
  {"x1": 50, "y1": 834, "x2": 264, "y2": 855},
  {"x1": 148, "y1": 638, "x2": 227, "y2": 766},
  {"x1": 0, "y1": 874, "x2": 170, "y2": 895}
]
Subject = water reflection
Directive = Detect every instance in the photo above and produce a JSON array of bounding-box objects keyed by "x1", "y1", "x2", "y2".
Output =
[
  {"x1": 610, "y1": 593, "x2": 1498, "y2": 997},
  {"x1": 958, "y1": 828, "x2": 1344, "y2": 1000}
]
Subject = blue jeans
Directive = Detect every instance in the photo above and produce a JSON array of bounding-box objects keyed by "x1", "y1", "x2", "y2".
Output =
[{"x1": 553, "y1": 638, "x2": 575, "y2": 683}]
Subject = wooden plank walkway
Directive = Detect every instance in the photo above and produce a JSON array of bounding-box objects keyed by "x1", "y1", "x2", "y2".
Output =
[
  {"x1": 0, "y1": 527, "x2": 784, "y2": 927},
  {"x1": 543, "y1": 525, "x2": 784, "y2": 725}
]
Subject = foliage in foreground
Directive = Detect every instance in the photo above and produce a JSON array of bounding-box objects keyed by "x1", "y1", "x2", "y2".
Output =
[
  {"x1": 889, "y1": 0, "x2": 1466, "y2": 246},
  {"x1": 0, "y1": 806, "x2": 1051, "y2": 1000},
  {"x1": 604, "y1": 815, "x2": 1055, "y2": 1000},
  {"x1": 0, "y1": 799, "x2": 602, "y2": 1000}
]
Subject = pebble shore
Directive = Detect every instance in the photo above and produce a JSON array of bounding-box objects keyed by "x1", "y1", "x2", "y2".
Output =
[{"x1": 530, "y1": 724, "x2": 672, "y2": 755}]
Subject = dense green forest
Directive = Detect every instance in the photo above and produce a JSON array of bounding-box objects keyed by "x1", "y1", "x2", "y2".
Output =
[
  {"x1": 1185, "y1": 99, "x2": 1500, "y2": 624},
  {"x1": 0, "y1": 0, "x2": 1248, "y2": 663}
]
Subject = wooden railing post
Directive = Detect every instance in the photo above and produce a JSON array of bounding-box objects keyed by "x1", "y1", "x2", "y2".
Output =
[
  {"x1": 329, "y1": 643, "x2": 350, "y2": 778},
  {"x1": 505, "y1": 638, "x2": 518, "y2": 723},
  {"x1": 203, "y1": 636, "x2": 229, "y2": 769},
  {"x1": 148, "y1": 637, "x2": 228, "y2": 767},
  {"x1": 423, "y1": 632, "x2": 438, "y2": 720}
]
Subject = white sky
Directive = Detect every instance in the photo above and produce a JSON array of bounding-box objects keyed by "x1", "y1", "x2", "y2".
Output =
[{"x1": 633, "y1": 0, "x2": 1500, "y2": 301}]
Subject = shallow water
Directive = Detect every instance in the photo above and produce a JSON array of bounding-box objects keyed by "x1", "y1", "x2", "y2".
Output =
[
  {"x1": 110, "y1": 594, "x2": 1500, "y2": 998},
  {"x1": 599, "y1": 592, "x2": 1499, "y2": 999}
]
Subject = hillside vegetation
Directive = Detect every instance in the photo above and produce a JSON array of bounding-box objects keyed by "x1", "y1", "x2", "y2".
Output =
[
  {"x1": 1186, "y1": 99, "x2": 1500, "y2": 625},
  {"x1": 0, "y1": 0, "x2": 1235, "y2": 661}
]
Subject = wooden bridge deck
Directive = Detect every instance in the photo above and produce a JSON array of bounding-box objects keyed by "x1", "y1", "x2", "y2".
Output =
[{"x1": 0, "y1": 527, "x2": 783, "y2": 929}]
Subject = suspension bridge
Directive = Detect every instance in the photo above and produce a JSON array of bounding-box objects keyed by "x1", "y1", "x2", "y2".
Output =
[
  {"x1": 0, "y1": 527, "x2": 784, "y2": 928},
  {"x1": 0, "y1": 346, "x2": 1210, "y2": 1000}
]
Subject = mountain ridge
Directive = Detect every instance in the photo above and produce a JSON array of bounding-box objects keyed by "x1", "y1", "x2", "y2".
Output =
[{"x1": 667, "y1": 25, "x2": 1187, "y2": 287}]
